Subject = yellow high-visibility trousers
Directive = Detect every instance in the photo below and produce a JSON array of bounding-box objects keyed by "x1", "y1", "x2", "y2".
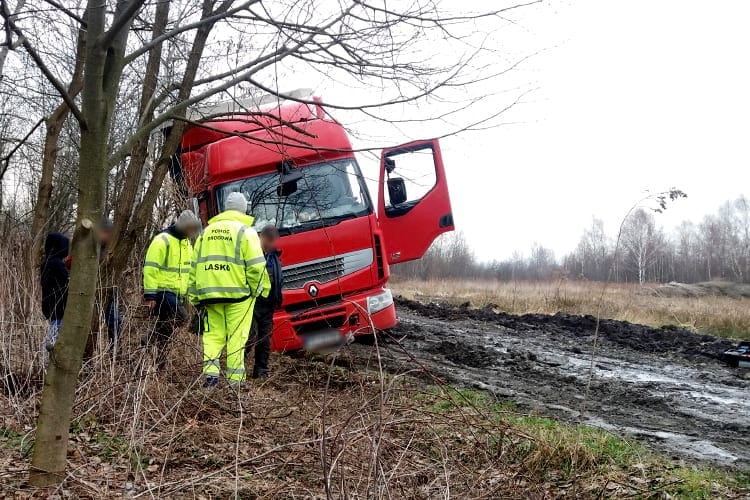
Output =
[{"x1": 202, "y1": 297, "x2": 255, "y2": 383}]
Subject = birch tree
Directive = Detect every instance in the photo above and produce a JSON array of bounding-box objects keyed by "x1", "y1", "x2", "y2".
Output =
[{"x1": 620, "y1": 209, "x2": 660, "y2": 284}]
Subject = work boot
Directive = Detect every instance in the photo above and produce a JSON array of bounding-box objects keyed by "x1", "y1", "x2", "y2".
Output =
[
  {"x1": 252, "y1": 368, "x2": 268, "y2": 379},
  {"x1": 228, "y1": 379, "x2": 244, "y2": 389},
  {"x1": 203, "y1": 376, "x2": 219, "y2": 388}
]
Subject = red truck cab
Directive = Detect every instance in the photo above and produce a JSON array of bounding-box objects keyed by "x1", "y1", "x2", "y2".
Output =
[{"x1": 177, "y1": 93, "x2": 454, "y2": 351}]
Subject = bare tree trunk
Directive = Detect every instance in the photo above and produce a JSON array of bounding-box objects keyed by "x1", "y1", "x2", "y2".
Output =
[
  {"x1": 104, "y1": 0, "x2": 227, "y2": 282},
  {"x1": 107, "y1": 0, "x2": 170, "y2": 261},
  {"x1": 29, "y1": 0, "x2": 136, "y2": 486},
  {"x1": 30, "y1": 28, "x2": 86, "y2": 265}
]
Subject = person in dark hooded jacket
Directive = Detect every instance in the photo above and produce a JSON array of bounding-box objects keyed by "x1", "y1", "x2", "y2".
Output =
[
  {"x1": 65, "y1": 217, "x2": 122, "y2": 351},
  {"x1": 41, "y1": 232, "x2": 69, "y2": 352}
]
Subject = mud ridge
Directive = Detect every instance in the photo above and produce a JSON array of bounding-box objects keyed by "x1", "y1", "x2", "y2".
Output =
[{"x1": 395, "y1": 296, "x2": 735, "y2": 359}]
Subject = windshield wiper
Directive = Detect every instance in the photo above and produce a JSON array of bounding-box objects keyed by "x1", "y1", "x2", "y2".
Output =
[
  {"x1": 322, "y1": 213, "x2": 359, "y2": 225},
  {"x1": 282, "y1": 212, "x2": 361, "y2": 235}
]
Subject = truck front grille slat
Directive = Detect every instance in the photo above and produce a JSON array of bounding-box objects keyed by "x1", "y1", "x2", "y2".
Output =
[
  {"x1": 289, "y1": 262, "x2": 343, "y2": 279},
  {"x1": 286, "y1": 271, "x2": 341, "y2": 287},
  {"x1": 284, "y1": 259, "x2": 344, "y2": 288},
  {"x1": 282, "y1": 248, "x2": 374, "y2": 290}
]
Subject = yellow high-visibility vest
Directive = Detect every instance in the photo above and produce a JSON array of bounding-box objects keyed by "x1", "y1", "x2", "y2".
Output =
[
  {"x1": 188, "y1": 210, "x2": 270, "y2": 305},
  {"x1": 143, "y1": 230, "x2": 193, "y2": 297}
]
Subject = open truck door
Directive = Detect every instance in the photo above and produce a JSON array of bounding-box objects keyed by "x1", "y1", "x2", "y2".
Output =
[{"x1": 377, "y1": 139, "x2": 454, "y2": 264}]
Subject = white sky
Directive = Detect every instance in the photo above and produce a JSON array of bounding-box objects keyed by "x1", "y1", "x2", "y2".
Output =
[
  {"x1": 446, "y1": 0, "x2": 750, "y2": 262},
  {"x1": 229, "y1": 0, "x2": 750, "y2": 262},
  {"x1": 400, "y1": 0, "x2": 750, "y2": 261}
]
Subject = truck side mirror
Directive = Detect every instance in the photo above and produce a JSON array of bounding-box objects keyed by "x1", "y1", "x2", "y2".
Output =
[{"x1": 387, "y1": 178, "x2": 407, "y2": 205}]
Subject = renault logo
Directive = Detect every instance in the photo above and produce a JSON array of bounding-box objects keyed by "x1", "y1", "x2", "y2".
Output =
[{"x1": 307, "y1": 284, "x2": 319, "y2": 298}]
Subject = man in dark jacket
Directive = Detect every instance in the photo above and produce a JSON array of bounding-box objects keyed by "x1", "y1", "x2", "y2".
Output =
[
  {"x1": 41, "y1": 233, "x2": 69, "y2": 357},
  {"x1": 246, "y1": 225, "x2": 283, "y2": 378},
  {"x1": 64, "y1": 217, "x2": 122, "y2": 351},
  {"x1": 100, "y1": 218, "x2": 123, "y2": 348}
]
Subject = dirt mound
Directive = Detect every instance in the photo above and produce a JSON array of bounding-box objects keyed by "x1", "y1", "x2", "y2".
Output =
[
  {"x1": 395, "y1": 297, "x2": 734, "y2": 359},
  {"x1": 643, "y1": 280, "x2": 750, "y2": 299}
]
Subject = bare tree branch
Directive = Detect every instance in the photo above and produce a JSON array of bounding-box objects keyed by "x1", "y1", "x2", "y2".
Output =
[
  {"x1": 0, "y1": 0, "x2": 85, "y2": 125},
  {"x1": 109, "y1": 3, "x2": 357, "y2": 167},
  {"x1": 99, "y1": 0, "x2": 148, "y2": 49},
  {"x1": 41, "y1": 0, "x2": 86, "y2": 26},
  {"x1": 123, "y1": 0, "x2": 258, "y2": 65},
  {"x1": 0, "y1": 116, "x2": 42, "y2": 179}
]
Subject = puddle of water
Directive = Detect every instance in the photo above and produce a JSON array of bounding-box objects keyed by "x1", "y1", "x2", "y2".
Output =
[
  {"x1": 687, "y1": 390, "x2": 748, "y2": 407},
  {"x1": 564, "y1": 355, "x2": 688, "y2": 385},
  {"x1": 634, "y1": 430, "x2": 738, "y2": 463},
  {"x1": 561, "y1": 354, "x2": 750, "y2": 411}
]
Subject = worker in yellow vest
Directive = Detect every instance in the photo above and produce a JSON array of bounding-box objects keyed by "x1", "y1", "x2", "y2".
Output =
[
  {"x1": 188, "y1": 192, "x2": 270, "y2": 387},
  {"x1": 143, "y1": 210, "x2": 201, "y2": 368}
]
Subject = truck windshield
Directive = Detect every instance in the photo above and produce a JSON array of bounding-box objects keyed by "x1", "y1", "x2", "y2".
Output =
[{"x1": 215, "y1": 159, "x2": 372, "y2": 234}]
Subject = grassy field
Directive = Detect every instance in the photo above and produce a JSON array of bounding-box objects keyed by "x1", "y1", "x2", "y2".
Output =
[{"x1": 392, "y1": 278, "x2": 750, "y2": 340}]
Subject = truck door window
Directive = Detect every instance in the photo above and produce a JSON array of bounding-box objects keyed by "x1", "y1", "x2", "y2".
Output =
[{"x1": 382, "y1": 146, "x2": 437, "y2": 217}]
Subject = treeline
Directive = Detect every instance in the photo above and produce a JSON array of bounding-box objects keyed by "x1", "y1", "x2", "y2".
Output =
[{"x1": 394, "y1": 195, "x2": 750, "y2": 284}]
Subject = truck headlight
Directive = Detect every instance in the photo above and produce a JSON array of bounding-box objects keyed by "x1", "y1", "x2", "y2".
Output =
[{"x1": 367, "y1": 289, "x2": 393, "y2": 315}]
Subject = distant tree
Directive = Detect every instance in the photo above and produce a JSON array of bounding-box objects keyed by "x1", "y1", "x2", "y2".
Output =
[
  {"x1": 720, "y1": 196, "x2": 750, "y2": 282},
  {"x1": 568, "y1": 217, "x2": 610, "y2": 280},
  {"x1": 620, "y1": 208, "x2": 661, "y2": 284},
  {"x1": 674, "y1": 221, "x2": 700, "y2": 282},
  {"x1": 699, "y1": 214, "x2": 723, "y2": 281},
  {"x1": 392, "y1": 231, "x2": 476, "y2": 280},
  {"x1": 445, "y1": 231, "x2": 475, "y2": 278},
  {"x1": 528, "y1": 243, "x2": 555, "y2": 280}
]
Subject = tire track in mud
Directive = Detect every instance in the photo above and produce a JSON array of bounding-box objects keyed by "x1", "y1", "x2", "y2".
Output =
[{"x1": 379, "y1": 298, "x2": 750, "y2": 470}]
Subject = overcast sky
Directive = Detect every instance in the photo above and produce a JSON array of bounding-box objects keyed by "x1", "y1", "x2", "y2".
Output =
[
  {"x1": 419, "y1": 0, "x2": 750, "y2": 261},
  {"x1": 266, "y1": 0, "x2": 750, "y2": 262}
]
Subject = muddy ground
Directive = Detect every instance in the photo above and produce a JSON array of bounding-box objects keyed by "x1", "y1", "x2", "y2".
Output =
[{"x1": 371, "y1": 297, "x2": 750, "y2": 470}]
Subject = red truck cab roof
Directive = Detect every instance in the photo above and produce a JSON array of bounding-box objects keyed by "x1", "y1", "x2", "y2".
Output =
[{"x1": 180, "y1": 99, "x2": 355, "y2": 193}]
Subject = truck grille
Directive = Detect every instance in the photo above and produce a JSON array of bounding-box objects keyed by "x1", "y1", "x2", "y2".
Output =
[
  {"x1": 283, "y1": 248, "x2": 373, "y2": 290},
  {"x1": 284, "y1": 257, "x2": 344, "y2": 289}
]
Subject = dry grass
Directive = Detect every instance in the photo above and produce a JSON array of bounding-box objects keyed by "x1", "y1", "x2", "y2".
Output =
[
  {"x1": 1, "y1": 338, "x2": 745, "y2": 498},
  {"x1": 392, "y1": 278, "x2": 750, "y2": 340},
  {"x1": 0, "y1": 241, "x2": 747, "y2": 497},
  {"x1": 0, "y1": 311, "x2": 746, "y2": 498}
]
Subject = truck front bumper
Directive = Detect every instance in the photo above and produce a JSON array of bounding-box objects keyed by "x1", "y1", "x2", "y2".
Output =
[{"x1": 270, "y1": 287, "x2": 397, "y2": 352}]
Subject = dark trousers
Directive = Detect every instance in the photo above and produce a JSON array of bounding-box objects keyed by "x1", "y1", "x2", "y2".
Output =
[
  {"x1": 246, "y1": 298, "x2": 273, "y2": 378},
  {"x1": 106, "y1": 290, "x2": 122, "y2": 347},
  {"x1": 147, "y1": 292, "x2": 188, "y2": 367}
]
